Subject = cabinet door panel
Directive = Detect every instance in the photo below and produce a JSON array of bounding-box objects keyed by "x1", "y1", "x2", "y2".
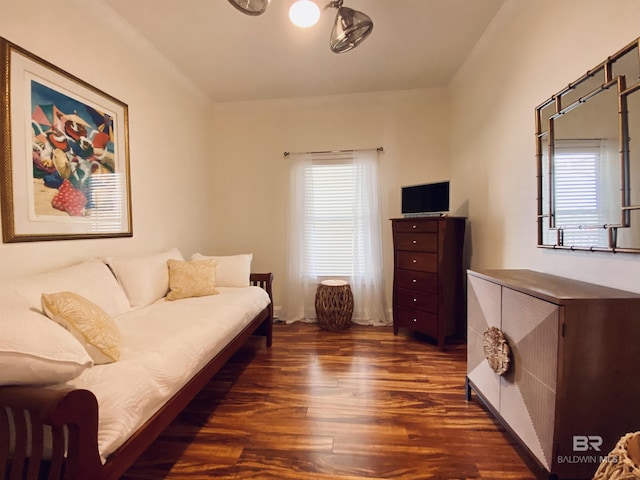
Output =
[
  {"x1": 501, "y1": 288, "x2": 559, "y2": 471},
  {"x1": 466, "y1": 275, "x2": 502, "y2": 410}
]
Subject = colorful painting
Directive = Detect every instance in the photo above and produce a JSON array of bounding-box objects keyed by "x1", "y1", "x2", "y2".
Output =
[
  {"x1": 31, "y1": 81, "x2": 117, "y2": 217},
  {"x1": 0, "y1": 37, "x2": 132, "y2": 242}
]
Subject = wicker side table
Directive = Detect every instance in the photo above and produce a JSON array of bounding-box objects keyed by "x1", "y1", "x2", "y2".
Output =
[{"x1": 315, "y1": 280, "x2": 354, "y2": 331}]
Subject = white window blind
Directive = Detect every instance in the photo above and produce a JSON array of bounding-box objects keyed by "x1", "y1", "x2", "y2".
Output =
[
  {"x1": 553, "y1": 141, "x2": 606, "y2": 246},
  {"x1": 304, "y1": 158, "x2": 364, "y2": 277}
]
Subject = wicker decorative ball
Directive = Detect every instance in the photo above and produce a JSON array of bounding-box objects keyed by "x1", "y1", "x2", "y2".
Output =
[
  {"x1": 315, "y1": 280, "x2": 354, "y2": 331},
  {"x1": 593, "y1": 431, "x2": 640, "y2": 479}
]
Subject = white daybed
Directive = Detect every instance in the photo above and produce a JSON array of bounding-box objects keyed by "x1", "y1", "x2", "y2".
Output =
[{"x1": 0, "y1": 248, "x2": 273, "y2": 480}]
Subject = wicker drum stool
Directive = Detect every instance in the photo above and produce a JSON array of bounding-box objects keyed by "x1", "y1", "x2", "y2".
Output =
[{"x1": 315, "y1": 280, "x2": 354, "y2": 331}]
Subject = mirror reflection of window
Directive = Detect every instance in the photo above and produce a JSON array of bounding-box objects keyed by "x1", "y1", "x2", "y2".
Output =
[
  {"x1": 550, "y1": 83, "x2": 622, "y2": 248},
  {"x1": 553, "y1": 140, "x2": 611, "y2": 246}
]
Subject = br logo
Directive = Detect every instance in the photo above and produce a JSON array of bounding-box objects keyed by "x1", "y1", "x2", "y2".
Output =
[{"x1": 573, "y1": 436, "x2": 603, "y2": 452}]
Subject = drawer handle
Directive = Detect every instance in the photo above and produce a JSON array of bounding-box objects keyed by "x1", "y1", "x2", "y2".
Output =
[
  {"x1": 412, "y1": 240, "x2": 417, "y2": 244},
  {"x1": 412, "y1": 259, "x2": 417, "y2": 263},
  {"x1": 412, "y1": 279, "x2": 417, "y2": 283},
  {"x1": 412, "y1": 318, "x2": 417, "y2": 322},
  {"x1": 412, "y1": 225, "x2": 417, "y2": 229},
  {"x1": 413, "y1": 298, "x2": 417, "y2": 302}
]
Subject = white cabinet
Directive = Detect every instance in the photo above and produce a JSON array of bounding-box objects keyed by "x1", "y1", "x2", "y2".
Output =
[
  {"x1": 466, "y1": 269, "x2": 640, "y2": 479},
  {"x1": 467, "y1": 274, "x2": 559, "y2": 470}
]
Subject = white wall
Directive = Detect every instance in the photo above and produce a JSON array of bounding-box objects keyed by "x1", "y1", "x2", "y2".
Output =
[
  {"x1": 207, "y1": 89, "x2": 451, "y2": 310},
  {"x1": 450, "y1": 0, "x2": 640, "y2": 292},
  {"x1": 5, "y1": 0, "x2": 635, "y2": 302},
  {"x1": 0, "y1": 0, "x2": 211, "y2": 279}
]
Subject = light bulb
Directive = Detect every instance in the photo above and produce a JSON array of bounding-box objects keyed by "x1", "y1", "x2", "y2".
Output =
[{"x1": 289, "y1": 0, "x2": 320, "y2": 28}]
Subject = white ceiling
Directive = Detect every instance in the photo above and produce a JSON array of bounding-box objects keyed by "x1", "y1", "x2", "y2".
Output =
[{"x1": 102, "y1": 0, "x2": 505, "y2": 103}]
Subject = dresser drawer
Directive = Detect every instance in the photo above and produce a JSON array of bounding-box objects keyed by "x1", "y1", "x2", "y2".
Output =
[
  {"x1": 395, "y1": 233, "x2": 437, "y2": 252},
  {"x1": 394, "y1": 306, "x2": 438, "y2": 338},
  {"x1": 394, "y1": 220, "x2": 438, "y2": 233},
  {"x1": 396, "y1": 251, "x2": 437, "y2": 272},
  {"x1": 396, "y1": 270, "x2": 438, "y2": 293},
  {"x1": 396, "y1": 287, "x2": 438, "y2": 312}
]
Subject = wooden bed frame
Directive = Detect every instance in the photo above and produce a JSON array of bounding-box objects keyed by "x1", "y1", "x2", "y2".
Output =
[{"x1": 0, "y1": 273, "x2": 273, "y2": 480}]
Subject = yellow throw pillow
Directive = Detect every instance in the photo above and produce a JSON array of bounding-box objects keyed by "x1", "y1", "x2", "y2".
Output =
[
  {"x1": 41, "y1": 292, "x2": 121, "y2": 364},
  {"x1": 167, "y1": 259, "x2": 218, "y2": 301}
]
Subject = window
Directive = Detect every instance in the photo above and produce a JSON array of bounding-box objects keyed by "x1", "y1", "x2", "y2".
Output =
[{"x1": 283, "y1": 149, "x2": 387, "y2": 325}]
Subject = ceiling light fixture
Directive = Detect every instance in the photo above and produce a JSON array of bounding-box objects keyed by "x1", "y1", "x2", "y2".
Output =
[
  {"x1": 289, "y1": 0, "x2": 321, "y2": 28},
  {"x1": 326, "y1": 0, "x2": 373, "y2": 54},
  {"x1": 228, "y1": 0, "x2": 373, "y2": 53},
  {"x1": 227, "y1": 0, "x2": 270, "y2": 16}
]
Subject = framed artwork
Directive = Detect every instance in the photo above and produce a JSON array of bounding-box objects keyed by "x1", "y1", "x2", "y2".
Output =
[{"x1": 0, "y1": 37, "x2": 132, "y2": 242}]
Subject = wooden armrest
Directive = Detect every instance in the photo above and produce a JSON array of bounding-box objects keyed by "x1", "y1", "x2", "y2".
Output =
[
  {"x1": 0, "y1": 386, "x2": 91, "y2": 423},
  {"x1": 0, "y1": 385, "x2": 102, "y2": 479},
  {"x1": 250, "y1": 272, "x2": 273, "y2": 301},
  {"x1": 250, "y1": 273, "x2": 274, "y2": 347}
]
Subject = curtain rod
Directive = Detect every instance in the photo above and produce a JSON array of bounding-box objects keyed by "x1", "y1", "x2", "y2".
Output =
[{"x1": 283, "y1": 146, "x2": 383, "y2": 157}]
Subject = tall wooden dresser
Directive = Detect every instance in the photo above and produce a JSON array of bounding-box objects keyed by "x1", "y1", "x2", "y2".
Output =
[
  {"x1": 467, "y1": 269, "x2": 640, "y2": 479},
  {"x1": 390, "y1": 216, "x2": 466, "y2": 349}
]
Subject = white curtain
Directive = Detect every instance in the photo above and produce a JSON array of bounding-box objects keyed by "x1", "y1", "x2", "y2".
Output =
[
  {"x1": 281, "y1": 149, "x2": 388, "y2": 326},
  {"x1": 282, "y1": 153, "x2": 314, "y2": 322}
]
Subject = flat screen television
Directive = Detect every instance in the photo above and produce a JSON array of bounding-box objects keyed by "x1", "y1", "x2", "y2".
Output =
[{"x1": 401, "y1": 181, "x2": 450, "y2": 216}]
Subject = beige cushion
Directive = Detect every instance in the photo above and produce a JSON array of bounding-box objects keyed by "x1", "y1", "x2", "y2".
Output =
[
  {"x1": 41, "y1": 292, "x2": 121, "y2": 364},
  {"x1": 0, "y1": 294, "x2": 93, "y2": 386},
  {"x1": 166, "y1": 259, "x2": 218, "y2": 301},
  {"x1": 105, "y1": 247, "x2": 184, "y2": 307},
  {"x1": 191, "y1": 253, "x2": 252, "y2": 287}
]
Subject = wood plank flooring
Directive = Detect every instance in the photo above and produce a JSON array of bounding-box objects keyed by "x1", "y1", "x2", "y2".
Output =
[{"x1": 122, "y1": 323, "x2": 541, "y2": 479}]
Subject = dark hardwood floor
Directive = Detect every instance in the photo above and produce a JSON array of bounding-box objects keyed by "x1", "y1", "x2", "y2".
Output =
[{"x1": 122, "y1": 322, "x2": 540, "y2": 479}]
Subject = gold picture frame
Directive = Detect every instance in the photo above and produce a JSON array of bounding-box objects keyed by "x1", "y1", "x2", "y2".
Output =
[{"x1": 0, "y1": 37, "x2": 132, "y2": 242}]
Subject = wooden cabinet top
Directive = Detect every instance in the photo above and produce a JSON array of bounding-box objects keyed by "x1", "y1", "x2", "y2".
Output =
[{"x1": 468, "y1": 269, "x2": 640, "y2": 304}]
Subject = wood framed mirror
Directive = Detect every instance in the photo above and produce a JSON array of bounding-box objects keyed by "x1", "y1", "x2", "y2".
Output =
[{"x1": 536, "y1": 38, "x2": 640, "y2": 252}]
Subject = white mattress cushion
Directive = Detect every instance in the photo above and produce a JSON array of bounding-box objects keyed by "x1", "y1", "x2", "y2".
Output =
[
  {"x1": 50, "y1": 358, "x2": 161, "y2": 460},
  {"x1": 51, "y1": 286, "x2": 270, "y2": 460},
  {"x1": 0, "y1": 293, "x2": 93, "y2": 386},
  {"x1": 191, "y1": 253, "x2": 252, "y2": 287},
  {"x1": 105, "y1": 247, "x2": 184, "y2": 308},
  {"x1": 4, "y1": 258, "x2": 130, "y2": 318}
]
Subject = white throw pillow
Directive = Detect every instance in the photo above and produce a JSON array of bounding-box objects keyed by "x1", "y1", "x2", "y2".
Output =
[
  {"x1": 191, "y1": 253, "x2": 252, "y2": 287},
  {"x1": 105, "y1": 247, "x2": 184, "y2": 307},
  {"x1": 5, "y1": 258, "x2": 130, "y2": 318},
  {"x1": 0, "y1": 295, "x2": 93, "y2": 386}
]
